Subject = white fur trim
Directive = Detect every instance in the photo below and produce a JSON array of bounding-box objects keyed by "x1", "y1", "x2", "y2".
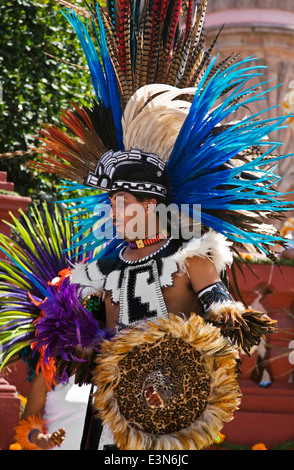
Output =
[
  {"x1": 174, "y1": 230, "x2": 233, "y2": 273},
  {"x1": 70, "y1": 261, "x2": 105, "y2": 298}
]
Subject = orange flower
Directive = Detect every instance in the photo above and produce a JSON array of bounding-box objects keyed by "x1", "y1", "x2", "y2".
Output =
[
  {"x1": 214, "y1": 432, "x2": 225, "y2": 444},
  {"x1": 252, "y1": 443, "x2": 267, "y2": 450},
  {"x1": 50, "y1": 267, "x2": 71, "y2": 288}
]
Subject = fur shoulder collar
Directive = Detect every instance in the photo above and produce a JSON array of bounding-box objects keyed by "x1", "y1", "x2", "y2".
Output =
[
  {"x1": 70, "y1": 260, "x2": 105, "y2": 298},
  {"x1": 70, "y1": 230, "x2": 233, "y2": 298},
  {"x1": 174, "y1": 230, "x2": 233, "y2": 273}
]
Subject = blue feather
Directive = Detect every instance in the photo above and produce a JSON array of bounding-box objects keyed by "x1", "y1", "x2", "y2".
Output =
[
  {"x1": 167, "y1": 56, "x2": 294, "y2": 250},
  {"x1": 62, "y1": 9, "x2": 109, "y2": 105},
  {"x1": 62, "y1": 8, "x2": 123, "y2": 149},
  {"x1": 56, "y1": 181, "x2": 122, "y2": 260}
]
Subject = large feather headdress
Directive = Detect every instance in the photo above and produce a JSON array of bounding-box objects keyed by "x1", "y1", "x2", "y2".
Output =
[{"x1": 28, "y1": 0, "x2": 293, "y2": 260}]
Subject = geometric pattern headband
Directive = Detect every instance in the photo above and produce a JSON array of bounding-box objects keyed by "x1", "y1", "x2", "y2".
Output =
[{"x1": 85, "y1": 149, "x2": 167, "y2": 199}]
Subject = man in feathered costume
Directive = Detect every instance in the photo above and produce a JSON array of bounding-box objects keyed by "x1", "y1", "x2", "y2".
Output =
[{"x1": 2, "y1": 0, "x2": 294, "y2": 450}]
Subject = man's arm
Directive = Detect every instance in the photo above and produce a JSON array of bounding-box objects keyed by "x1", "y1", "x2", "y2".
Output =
[
  {"x1": 185, "y1": 255, "x2": 235, "y2": 316},
  {"x1": 17, "y1": 372, "x2": 65, "y2": 450},
  {"x1": 185, "y1": 255, "x2": 277, "y2": 354},
  {"x1": 184, "y1": 255, "x2": 221, "y2": 295}
]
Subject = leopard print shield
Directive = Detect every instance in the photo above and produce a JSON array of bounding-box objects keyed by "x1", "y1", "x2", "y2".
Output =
[{"x1": 93, "y1": 313, "x2": 241, "y2": 450}]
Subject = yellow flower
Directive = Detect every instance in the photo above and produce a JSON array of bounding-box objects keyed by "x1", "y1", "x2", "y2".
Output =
[
  {"x1": 239, "y1": 252, "x2": 252, "y2": 260},
  {"x1": 18, "y1": 394, "x2": 27, "y2": 407},
  {"x1": 252, "y1": 443, "x2": 267, "y2": 450},
  {"x1": 9, "y1": 442, "x2": 22, "y2": 450},
  {"x1": 280, "y1": 217, "x2": 294, "y2": 237}
]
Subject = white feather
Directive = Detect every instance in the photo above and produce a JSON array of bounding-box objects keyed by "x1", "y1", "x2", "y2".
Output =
[{"x1": 122, "y1": 84, "x2": 196, "y2": 161}]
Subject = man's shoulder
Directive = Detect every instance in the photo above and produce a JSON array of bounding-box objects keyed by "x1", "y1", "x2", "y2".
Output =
[{"x1": 174, "y1": 230, "x2": 233, "y2": 274}]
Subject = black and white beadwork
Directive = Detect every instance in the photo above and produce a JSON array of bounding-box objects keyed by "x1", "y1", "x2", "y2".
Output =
[{"x1": 197, "y1": 281, "x2": 233, "y2": 313}]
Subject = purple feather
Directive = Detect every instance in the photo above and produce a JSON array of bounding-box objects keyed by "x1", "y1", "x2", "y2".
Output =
[{"x1": 34, "y1": 277, "x2": 114, "y2": 363}]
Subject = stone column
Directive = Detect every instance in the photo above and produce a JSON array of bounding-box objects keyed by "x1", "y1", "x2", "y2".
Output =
[
  {"x1": 0, "y1": 377, "x2": 21, "y2": 450},
  {"x1": 205, "y1": 3, "x2": 294, "y2": 194},
  {"x1": 0, "y1": 173, "x2": 31, "y2": 448},
  {"x1": 0, "y1": 171, "x2": 31, "y2": 255}
]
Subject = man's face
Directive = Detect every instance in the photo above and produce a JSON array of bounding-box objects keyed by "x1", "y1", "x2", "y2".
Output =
[{"x1": 109, "y1": 191, "x2": 155, "y2": 241}]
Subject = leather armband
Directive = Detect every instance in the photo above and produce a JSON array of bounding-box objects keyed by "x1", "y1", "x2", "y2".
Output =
[{"x1": 197, "y1": 281, "x2": 233, "y2": 316}]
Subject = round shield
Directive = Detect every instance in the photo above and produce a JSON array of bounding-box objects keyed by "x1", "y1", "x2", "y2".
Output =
[{"x1": 93, "y1": 313, "x2": 241, "y2": 450}]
